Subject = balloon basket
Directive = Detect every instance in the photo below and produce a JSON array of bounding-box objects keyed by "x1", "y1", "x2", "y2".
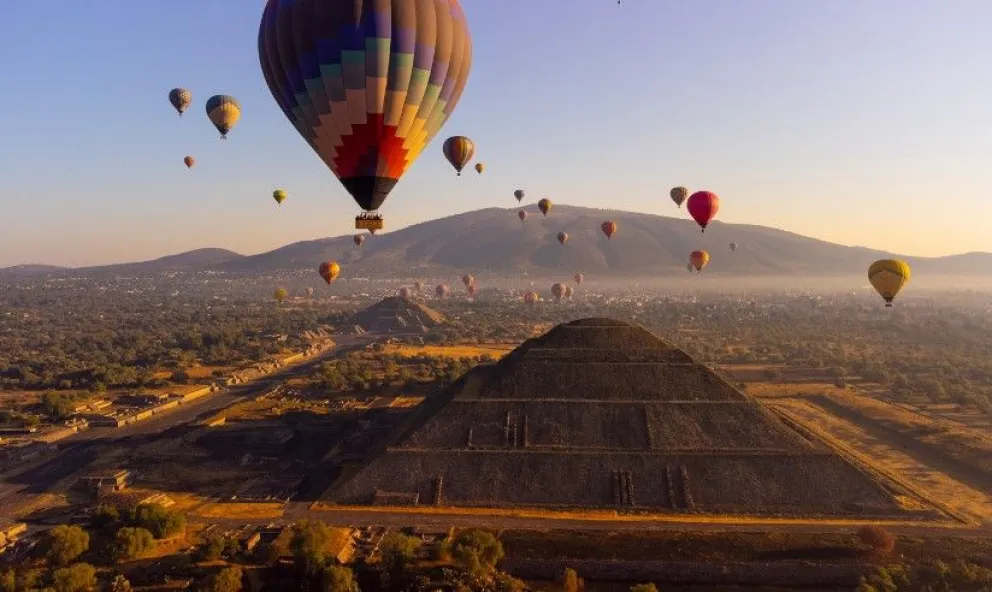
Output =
[{"x1": 356, "y1": 216, "x2": 383, "y2": 231}]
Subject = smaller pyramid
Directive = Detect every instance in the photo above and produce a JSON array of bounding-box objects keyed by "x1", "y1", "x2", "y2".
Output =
[{"x1": 351, "y1": 296, "x2": 445, "y2": 334}]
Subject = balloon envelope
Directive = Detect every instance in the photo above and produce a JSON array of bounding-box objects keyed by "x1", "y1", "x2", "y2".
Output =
[
  {"x1": 551, "y1": 283, "x2": 567, "y2": 301},
  {"x1": 169, "y1": 88, "x2": 191, "y2": 116},
  {"x1": 474, "y1": 162, "x2": 485, "y2": 174},
  {"x1": 690, "y1": 250, "x2": 710, "y2": 271},
  {"x1": 687, "y1": 191, "x2": 719, "y2": 231},
  {"x1": 205, "y1": 95, "x2": 240, "y2": 138},
  {"x1": 443, "y1": 136, "x2": 475, "y2": 175},
  {"x1": 318, "y1": 261, "x2": 341, "y2": 284},
  {"x1": 183, "y1": 156, "x2": 195, "y2": 169},
  {"x1": 601, "y1": 221, "x2": 617, "y2": 239},
  {"x1": 574, "y1": 273, "x2": 584, "y2": 285},
  {"x1": 514, "y1": 190, "x2": 525, "y2": 202},
  {"x1": 670, "y1": 186, "x2": 689, "y2": 208},
  {"x1": 557, "y1": 231, "x2": 568, "y2": 246},
  {"x1": 538, "y1": 198, "x2": 552, "y2": 216},
  {"x1": 518, "y1": 210, "x2": 528, "y2": 222},
  {"x1": 272, "y1": 189, "x2": 287, "y2": 204},
  {"x1": 868, "y1": 259, "x2": 911, "y2": 306}
]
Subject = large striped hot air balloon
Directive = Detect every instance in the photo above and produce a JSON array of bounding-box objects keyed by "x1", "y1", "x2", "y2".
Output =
[
  {"x1": 258, "y1": 1, "x2": 473, "y2": 232},
  {"x1": 205, "y1": 95, "x2": 240, "y2": 139},
  {"x1": 443, "y1": 136, "x2": 475, "y2": 175}
]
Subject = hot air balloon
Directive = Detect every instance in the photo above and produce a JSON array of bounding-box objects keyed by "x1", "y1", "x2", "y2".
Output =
[
  {"x1": 551, "y1": 283, "x2": 567, "y2": 302},
  {"x1": 273, "y1": 189, "x2": 287, "y2": 205},
  {"x1": 443, "y1": 136, "x2": 475, "y2": 176},
  {"x1": 557, "y1": 231, "x2": 569, "y2": 246},
  {"x1": 274, "y1": 288, "x2": 288, "y2": 304},
  {"x1": 524, "y1": 291, "x2": 538, "y2": 304},
  {"x1": 467, "y1": 284, "x2": 477, "y2": 298},
  {"x1": 462, "y1": 274, "x2": 475, "y2": 288},
  {"x1": 414, "y1": 280, "x2": 424, "y2": 291},
  {"x1": 399, "y1": 287, "x2": 412, "y2": 299},
  {"x1": 205, "y1": 95, "x2": 240, "y2": 139},
  {"x1": 601, "y1": 221, "x2": 618, "y2": 239},
  {"x1": 687, "y1": 191, "x2": 719, "y2": 232},
  {"x1": 474, "y1": 162, "x2": 485, "y2": 175},
  {"x1": 574, "y1": 273, "x2": 584, "y2": 285},
  {"x1": 318, "y1": 261, "x2": 341, "y2": 284},
  {"x1": 514, "y1": 190, "x2": 525, "y2": 202},
  {"x1": 183, "y1": 156, "x2": 195, "y2": 169},
  {"x1": 436, "y1": 284, "x2": 450, "y2": 299},
  {"x1": 565, "y1": 285, "x2": 574, "y2": 300},
  {"x1": 518, "y1": 210, "x2": 528, "y2": 222},
  {"x1": 306, "y1": 287, "x2": 315, "y2": 298},
  {"x1": 670, "y1": 186, "x2": 689, "y2": 208},
  {"x1": 730, "y1": 242, "x2": 738, "y2": 252},
  {"x1": 868, "y1": 259, "x2": 911, "y2": 307},
  {"x1": 168, "y1": 88, "x2": 191, "y2": 116},
  {"x1": 689, "y1": 250, "x2": 710, "y2": 272},
  {"x1": 538, "y1": 198, "x2": 552, "y2": 217},
  {"x1": 353, "y1": 235, "x2": 366, "y2": 247},
  {"x1": 258, "y1": 1, "x2": 473, "y2": 233}
]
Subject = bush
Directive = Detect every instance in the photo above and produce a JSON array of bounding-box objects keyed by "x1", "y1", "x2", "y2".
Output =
[
  {"x1": 133, "y1": 503, "x2": 185, "y2": 539},
  {"x1": 559, "y1": 567, "x2": 584, "y2": 592},
  {"x1": 44, "y1": 525, "x2": 90, "y2": 566},
  {"x1": 378, "y1": 532, "x2": 421, "y2": 579},
  {"x1": 205, "y1": 566, "x2": 243, "y2": 592},
  {"x1": 321, "y1": 565, "x2": 358, "y2": 592},
  {"x1": 113, "y1": 527, "x2": 155, "y2": 561},
  {"x1": 290, "y1": 519, "x2": 334, "y2": 576},
  {"x1": 630, "y1": 585, "x2": 658, "y2": 592},
  {"x1": 52, "y1": 563, "x2": 97, "y2": 592},
  {"x1": 449, "y1": 529, "x2": 504, "y2": 577},
  {"x1": 857, "y1": 525, "x2": 896, "y2": 555}
]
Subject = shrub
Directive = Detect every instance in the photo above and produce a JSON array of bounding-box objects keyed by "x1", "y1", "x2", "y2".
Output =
[
  {"x1": 44, "y1": 525, "x2": 90, "y2": 566},
  {"x1": 857, "y1": 525, "x2": 896, "y2": 555}
]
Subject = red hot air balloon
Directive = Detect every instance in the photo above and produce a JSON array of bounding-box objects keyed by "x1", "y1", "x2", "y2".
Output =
[
  {"x1": 574, "y1": 273, "x2": 584, "y2": 285},
  {"x1": 524, "y1": 291, "x2": 538, "y2": 304},
  {"x1": 557, "y1": 231, "x2": 568, "y2": 246},
  {"x1": 551, "y1": 283, "x2": 567, "y2": 302},
  {"x1": 601, "y1": 221, "x2": 617, "y2": 239},
  {"x1": 435, "y1": 284, "x2": 450, "y2": 299},
  {"x1": 687, "y1": 191, "x2": 720, "y2": 232},
  {"x1": 461, "y1": 274, "x2": 475, "y2": 288},
  {"x1": 518, "y1": 210, "x2": 528, "y2": 222},
  {"x1": 353, "y1": 235, "x2": 365, "y2": 247},
  {"x1": 257, "y1": 1, "x2": 473, "y2": 233}
]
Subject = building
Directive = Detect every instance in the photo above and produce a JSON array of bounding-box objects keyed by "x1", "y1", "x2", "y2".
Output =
[{"x1": 77, "y1": 469, "x2": 130, "y2": 496}]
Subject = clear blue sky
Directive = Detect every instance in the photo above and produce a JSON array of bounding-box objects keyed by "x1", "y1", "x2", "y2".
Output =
[{"x1": 2, "y1": 0, "x2": 991, "y2": 266}]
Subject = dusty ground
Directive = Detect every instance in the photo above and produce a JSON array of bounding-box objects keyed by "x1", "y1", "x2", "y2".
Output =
[{"x1": 382, "y1": 344, "x2": 516, "y2": 359}]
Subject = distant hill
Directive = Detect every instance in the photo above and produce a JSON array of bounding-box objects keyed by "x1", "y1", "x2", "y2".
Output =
[
  {"x1": 0, "y1": 264, "x2": 67, "y2": 278},
  {"x1": 4, "y1": 206, "x2": 990, "y2": 278}
]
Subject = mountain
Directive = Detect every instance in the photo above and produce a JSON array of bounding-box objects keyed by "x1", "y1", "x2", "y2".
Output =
[
  {"x1": 219, "y1": 205, "x2": 992, "y2": 277},
  {"x1": 5, "y1": 206, "x2": 990, "y2": 278},
  {"x1": 0, "y1": 264, "x2": 67, "y2": 278},
  {"x1": 80, "y1": 248, "x2": 245, "y2": 275}
]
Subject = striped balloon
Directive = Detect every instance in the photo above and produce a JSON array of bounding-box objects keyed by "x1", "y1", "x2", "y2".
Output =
[
  {"x1": 443, "y1": 136, "x2": 475, "y2": 175},
  {"x1": 205, "y1": 95, "x2": 241, "y2": 139}
]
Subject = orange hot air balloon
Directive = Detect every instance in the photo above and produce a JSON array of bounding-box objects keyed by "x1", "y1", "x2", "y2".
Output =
[
  {"x1": 353, "y1": 235, "x2": 365, "y2": 247},
  {"x1": 435, "y1": 284, "x2": 450, "y2": 299},
  {"x1": 183, "y1": 156, "x2": 195, "y2": 169},
  {"x1": 564, "y1": 285, "x2": 574, "y2": 300},
  {"x1": 462, "y1": 274, "x2": 475, "y2": 288},
  {"x1": 557, "y1": 231, "x2": 568, "y2": 246},
  {"x1": 574, "y1": 273, "x2": 584, "y2": 285},
  {"x1": 474, "y1": 162, "x2": 485, "y2": 174},
  {"x1": 467, "y1": 283, "x2": 477, "y2": 297},
  {"x1": 399, "y1": 287, "x2": 412, "y2": 299},
  {"x1": 443, "y1": 136, "x2": 475, "y2": 175},
  {"x1": 518, "y1": 210, "x2": 528, "y2": 222},
  {"x1": 524, "y1": 291, "x2": 538, "y2": 304},
  {"x1": 551, "y1": 283, "x2": 567, "y2": 302},
  {"x1": 689, "y1": 250, "x2": 710, "y2": 272},
  {"x1": 601, "y1": 221, "x2": 617, "y2": 239},
  {"x1": 687, "y1": 191, "x2": 720, "y2": 232},
  {"x1": 538, "y1": 198, "x2": 552, "y2": 217},
  {"x1": 318, "y1": 261, "x2": 341, "y2": 284}
]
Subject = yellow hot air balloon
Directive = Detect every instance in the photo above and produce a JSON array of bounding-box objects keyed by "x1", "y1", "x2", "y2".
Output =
[
  {"x1": 205, "y1": 95, "x2": 241, "y2": 139},
  {"x1": 273, "y1": 288, "x2": 288, "y2": 304},
  {"x1": 272, "y1": 189, "x2": 287, "y2": 205},
  {"x1": 319, "y1": 261, "x2": 341, "y2": 284},
  {"x1": 868, "y1": 259, "x2": 911, "y2": 307},
  {"x1": 474, "y1": 162, "x2": 485, "y2": 174},
  {"x1": 538, "y1": 198, "x2": 552, "y2": 217}
]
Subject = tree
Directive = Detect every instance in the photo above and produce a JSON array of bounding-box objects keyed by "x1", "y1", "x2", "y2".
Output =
[
  {"x1": 196, "y1": 536, "x2": 227, "y2": 562},
  {"x1": 52, "y1": 563, "x2": 97, "y2": 592},
  {"x1": 45, "y1": 525, "x2": 90, "y2": 566},
  {"x1": 109, "y1": 574, "x2": 133, "y2": 592},
  {"x1": 113, "y1": 527, "x2": 154, "y2": 561},
  {"x1": 0, "y1": 569, "x2": 14, "y2": 592},
  {"x1": 493, "y1": 572, "x2": 528, "y2": 592},
  {"x1": 630, "y1": 585, "x2": 658, "y2": 592},
  {"x1": 290, "y1": 519, "x2": 334, "y2": 576},
  {"x1": 378, "y1": 532, "x2": 421, "y2": 580},
  {"x1": 134, "y1": 503, "x2": 185, "y2": 539},
  {"x1": 41, "y1": 391, "x2": 75, "y2": 420},
  {"x1": 320, "y1": 565, "x2": 358, "y2": 592},
  {"x1": 559, "y1": 567, "x2": 584, "y2": 592},
  {"x1": 449, "y1": 529, "x2": 504, "y2": 577},
  {"x1": 206, "y1": 566, "x2": 243, "y2": 592},
  {"x1": 91, "y1": 503, "x2": 120, "y2": 529},
  {"x1": 857, "y1": 525, "x2": 895, "y2": 555}
]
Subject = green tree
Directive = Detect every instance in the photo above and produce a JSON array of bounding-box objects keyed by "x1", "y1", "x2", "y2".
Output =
[
  {"x1": 113, "y1": 527, "x2": 154, "y2": 561},
  {"x1": 494, "y1": 572, "x2": 528, "y2": 592},
  {"x1": 134, "y1": 503, "x2": 185, "y2": 539},
  {"x1": 378, "y1": 532, "x2": 421, "y2": 580},
  {"x1": 45, "y1": 525, "x2": 90, "y2": 566},
  {"x1": 52, "y1": 563, "x2": 97, "y2": 592},
  {"x1": 109, "y1": 574, "x2": 133, "y2": 592},
  {"x1": 630, "y1": 585, "x2": 659, "y2": 592},
  {"x1": 449, "y1": 529, "x2": 503, "y2": 577},
  {"x1": 196, "y1": 536, "x2": 227, "y2": 562},
  {"x1": 91, "y1": 503, "x2": 120, "y2": 530},
  {"x1": 320, "y1": 565, "x2": 358, "y2": 592},
  {"x1": 0, "y1": 569, "x2": 14, "y2": 592},
  {"x1": 290, "y1": 519, "x2": 334, "y2": 576},
  {"x1": 206, "y1": 566, "x2": 243, "y2": 592},
  {"x1": 41, "y1": 391, "x2": 75, "y2": 420}
]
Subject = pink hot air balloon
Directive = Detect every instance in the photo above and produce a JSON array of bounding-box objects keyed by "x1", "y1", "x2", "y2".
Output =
[
  {"x1": 574, "y1": 273, "x2": 584, "y2": 285},
  {"x1": 551, "y1": 283, "x2": 567, "y2": 302},
  {"x1": 687, "y1": 191, "x2": 720, "y2": 232},
  {"x1": 601, "y1": 221, "x2": 617, "y2": 239},
  {"x1": 399, "y1": 287, "x2": 412, "y2": 299},
  {"x1": 557, "y1": 231, "x2": 569, "y2": 246},
  {"x1": 461, "y1": 274, "x2": 475, "y2": 288},
  {"x1": 435, "y1": 284, "x2": 450, "y2": 299},
  {"x1": 518, "y1": 210, "x2": 528, "y2": 222}
]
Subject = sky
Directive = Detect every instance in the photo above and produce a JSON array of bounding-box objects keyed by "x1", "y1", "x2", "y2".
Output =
[{"x1": 2, "y1": 0, "x2": 991, "y2": 267}]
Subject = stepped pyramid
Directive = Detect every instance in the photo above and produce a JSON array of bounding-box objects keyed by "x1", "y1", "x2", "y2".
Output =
[
  {"x1": 351, "y1": 296, "x2": 445, "y2": 334},
  {"x1": 328, "y1": 318, "x2": 921, "y2": 517}
]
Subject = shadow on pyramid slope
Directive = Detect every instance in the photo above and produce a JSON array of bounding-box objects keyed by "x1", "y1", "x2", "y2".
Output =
[
  {"x1": 325, "y1": 318, "x2": 938, "y2": 519},
  {"x1": 350, "y1": 295, "x2": 445, "y2": 334}
]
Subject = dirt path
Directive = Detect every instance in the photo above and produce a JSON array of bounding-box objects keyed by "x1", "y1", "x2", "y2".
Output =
[{"x1": 767, "y1": 398, "x2": 992, "y2": 526}]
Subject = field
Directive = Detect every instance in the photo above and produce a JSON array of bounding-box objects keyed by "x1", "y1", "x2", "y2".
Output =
[
  {"x1": 382, "y1": 344, "x2": 515, "y2": 359},
  {"x1": 193, "y1": 502, "x2": 285, "y2": 520}
]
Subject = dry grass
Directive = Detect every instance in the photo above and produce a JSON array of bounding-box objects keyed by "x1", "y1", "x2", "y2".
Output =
[
  {"x1": 184, "y1": 366, "x2": 230, "y2": 379},
  {"x1": 391, "y1": 396, "x2": 424, "y2": 408},
  {"x1": 767, "y1": 399, "x2": 992, "y2": 524},
  {"x1": 194, "y1": 502, "x2": 285, "y2": 520},
  {"x1": 125, "y1": 488, "x2": 206, "y2": 512},
  {"x1": 744, "y1": 382, "x2": 847, "y2": 398},
  {"x1": 383, "y1": 344, "x2": 515, "y2": 359}
]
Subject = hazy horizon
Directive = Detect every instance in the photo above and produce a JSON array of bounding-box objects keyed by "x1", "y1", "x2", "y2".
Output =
[{"x1": 4, "y1": 0, "x2": 992, "y2": 267}]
